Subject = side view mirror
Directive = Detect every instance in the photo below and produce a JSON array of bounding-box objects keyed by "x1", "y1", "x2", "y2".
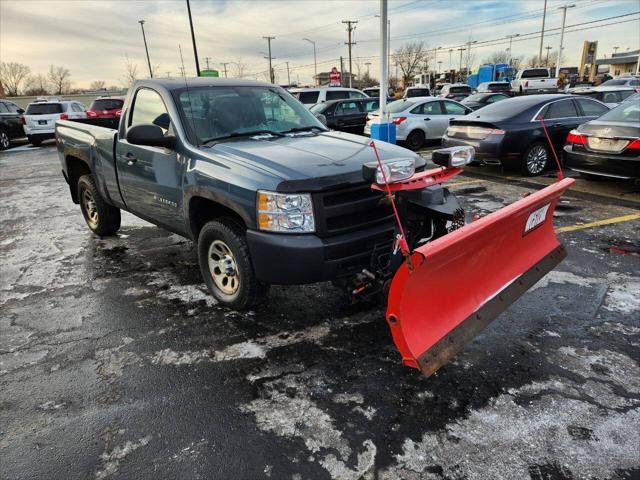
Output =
[
  {"x1": 17, "y1": 108, "x2": 25, "y2": 114},
  {"x1": 127, "y1": 123, "x2": 175, "y2": 149},
  {"x1": 315, "y1": 113, "x2": 327, "y2": 126}
]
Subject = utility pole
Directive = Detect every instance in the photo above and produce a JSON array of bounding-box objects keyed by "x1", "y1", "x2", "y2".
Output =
[
  {"x1": 342, "y1": 20, "x2": 358, "y2": 88},
  {"x1": 221, "y1": 63, "x2": 229, "y2": 78},
  {"x1": 365, "y1": 62, "x2": 371, "y2": 76},
  {"x1": 179, "y1": 44, "x2": 186, "y2": 77},
  {"x1": 262, "y1": 36, "x2": 275, "y2": 83},
  {"x1": 379, "y1": 0, "x2": 388, "y2": 122},
  {"x1": 538, "y1": 0, "x2": 548, "y2": 67},
  {"x1": 285, "y1": 61, "x2": 291, "y2": 86},
  {"x1": 507, "y1": 34, "x2": 519, "y2": 66},
  {"x1": 340, "y1": 56, "x2": 345, "y2": 87},
  {"x1": 166, "y1": 71, "x2": 171, "y2": 78},
  {"x1": 457, "y1": 48, "x2": 465, "y2": 82},
  {"x1": 448, "y1": 49, "x2": 453, "y2": 72},
  {"x1": 185, "y1": 0, "x2": 200, "y2": 76},
  {"x1": 556, "y1": 4, "x2": 575, "y2": 78},
  {"x1": 545, "y1": 46, "x2": 552, "y2": 67},
  {"x1": 303, "y1": 38, "x2": 317, "y2": 85},
  {"x1": 138, "y1": 20, "x2": 153, "y2": 78},
  {"x1": 204, "y1": 57, "x2": 211, "y2": 71}
]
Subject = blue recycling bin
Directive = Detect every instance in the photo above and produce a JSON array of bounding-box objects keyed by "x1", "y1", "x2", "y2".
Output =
[{"x1": 370, "y1": 122, "x2": 396, "y2": 144}]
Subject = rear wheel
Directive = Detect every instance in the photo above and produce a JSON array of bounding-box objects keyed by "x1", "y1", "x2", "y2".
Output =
[
  {"x1": 77, "y1": 174, "x2": 121, "y2": 236},
  {"x1": 197, "y1": 219, "x2": 269, "y2": 310},
  {"x1": 0, "y1": 131, "x2": 10, "y2": 150},
  {"x1": 405, "y1": 130, "x2": 425, "y2": 151},
  {"x1": 521, "y1": 142, "x2": 549, "y2": 176}
]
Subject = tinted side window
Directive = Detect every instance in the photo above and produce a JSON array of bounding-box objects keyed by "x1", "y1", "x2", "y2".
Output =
[
  {"x1": 442, "y1": 101, "x2": 467, "y2": 115},
  {"x1": 619, "y1": 90, "x2": 635, "y2": 100},
  {"x1": 335, "y1": 101, "x2": 360, "y2": 115},
  {"x1": 6, "y1": 102, "x2": 21, "y2": 113},
  {"x1": 601, "y1": 92, "x2": 621, "y2": 104},
  {"x1": 326, "y1": 90, "x2": 350, "y2": 101},
  {"x1": 575, "y1": 98, "x2": 609, "y2": 116},
  {"x1": 0, "y1": 103, "x2": 9, "y2": 113},
  {"x1": 543, "y1": 100, "x2": 578, "y2": 119},
  {"x1": 298, "y1": 91, "x2": 319, "y2": 104},
  {"x1": 130, "y1": 88, "x2": 170, "y2": 132},
  {"x1": 629, "y1": 79, "x2": 640, "y2": 86},
  {"x1": 412, "y1": 102, "x2": 442, "y2": 115},
  {"x1": 521, "y1": 69, "x2": 550, "y2": 79},
  {"x1": 348, "y1": 91, "x2": 366, "y2": 99},
  {"x1": 363, "y1": 99, "x2": 379, "y2": 112}
]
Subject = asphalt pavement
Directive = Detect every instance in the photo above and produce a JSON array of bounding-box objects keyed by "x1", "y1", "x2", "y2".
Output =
[{"x1": 1, "y1": 142, "x2": 639, "y2": 480}]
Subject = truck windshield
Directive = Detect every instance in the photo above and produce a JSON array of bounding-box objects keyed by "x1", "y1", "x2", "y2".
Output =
[{"x1": 177, "y1": 86, "x2": 325, "y2": 145}]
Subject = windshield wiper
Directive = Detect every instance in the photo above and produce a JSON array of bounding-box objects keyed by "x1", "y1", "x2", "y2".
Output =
[
  {"x1": 202, "y1": 130, "x2": 285, "y2": 146},
  {"x1": 281, "y1": 126, "x2": 325, "y2": 134}
]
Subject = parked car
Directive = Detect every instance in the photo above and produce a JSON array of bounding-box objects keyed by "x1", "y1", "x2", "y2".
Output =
[
  {"x1": 563, "y1": 101, "x2": 640, "y2": 180},
  {"x1": 309, "y1": 97, "x2": 382, "y2": 134},
  {"x1": 438, "y1": 84, "x2": 473, "y2": 101},
  {"x1": 23, "y1": 100, "x2": 87, "y2": 146},
  {"x1": 363, "y1": 87, "x2": 381, "y2": 97},
  {"x1": 461, "y1": 93, "x2": 510, "y2": 111},
  {"x1": 623, "y1": 92, "x2": 640, "y2": 104},
  {"x1": 289, "y1": 87, "x2": 367, "y2": 107},
  {"x1": 365, "y1": 97, "x2": 472, "y2": 150},
  {"x1": 476, "y1": 82, "x2": 512, "y2": 94},
  {"x1": 434, "y1": 83, "x2": 450, "y2": 95},
  {"x1": 599, "y1": 75, "x2": 640, "y2": 88},
  {"x1": 87, "y1": 96, "x2": 125, "y2": 118},
  {"x1": 54, "y1": 77, "x2": 574, "y2": 378},
  {"x1": 404, "y1": 86, "x2": 432, "y2": 98},
  {"x1": 0, "y1": 99, "x2": 25, "y2": 150},
  {"x1": 569, "y1": 86, "x2": 637, "y2": 108},
  {"x1": 511, "y1": 68, "x2": 559, "y2": 95},
  {"x1": 442, "y1": 94, "x2": 610, "y2": 175}
]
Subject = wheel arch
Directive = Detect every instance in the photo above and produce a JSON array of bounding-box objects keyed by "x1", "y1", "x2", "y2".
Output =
[
  {"x1": 66, "y1": 155, "x2": 92, "y2": 203},
  {"x1": 187, "y1": 191, "x2": 251, "y2": 241}
]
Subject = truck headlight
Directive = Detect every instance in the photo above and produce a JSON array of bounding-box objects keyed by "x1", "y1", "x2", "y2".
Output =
[
  {"x1": 257, "y1": 191, "x2": 315, "y2": 233},
  {"x1": 362, "y1": 158, "x2": 416, "y2": 184}
]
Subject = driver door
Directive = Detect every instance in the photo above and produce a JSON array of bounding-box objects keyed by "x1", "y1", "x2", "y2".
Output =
[{"x1": 116, "y1": 87, "x2": 185, "y2": 231}]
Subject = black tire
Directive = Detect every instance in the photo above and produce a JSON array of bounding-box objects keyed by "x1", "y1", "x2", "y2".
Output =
[
  {"x1": 77, "y1": 174, "x2": 121, "y2": 236},
  {"x1": 405, "y1": 130, "x2": 425, "y2": 151},
  {"x1": 0, "y1": 130, "x2": 10, "y2": 150},
  {"x1": 198, "y1": 218, "x2": 269, "y2": 310},
  {"x1": 28, "y1": 136, "x2": 41, "y2": 147},
  {"x1": 520, "y1": 142, "x2": 549, "y2": 176}
]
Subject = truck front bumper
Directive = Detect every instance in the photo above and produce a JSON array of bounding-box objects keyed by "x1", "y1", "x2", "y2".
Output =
[{"x1": 246, "y1": 223, "x2": 394, "y2": 285}]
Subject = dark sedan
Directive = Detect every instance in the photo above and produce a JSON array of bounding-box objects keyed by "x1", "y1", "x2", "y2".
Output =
[
  {"x1": 563, "y1": 101, "x2": 640, "y2": 180},
  {"x1": 442, "y1": 94, "x2": 610, "y2": 175},
  {"x1": 0, "y1": 100, "x2": 25, "y2": 150},
  {"x1": 461, "y1": 93, "x2": 510, "y2": 111},
  {"x1": 310, "y1": 97, "x2": 383, "y2": 134}
]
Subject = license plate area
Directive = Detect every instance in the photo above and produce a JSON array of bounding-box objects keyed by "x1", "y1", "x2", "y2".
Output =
[
  {"x1": 587, "y1": 137, "x2": 628, "y2": 153},
  {"x1": 38, "y1": 120, "x2": 48, "y2": 125}
]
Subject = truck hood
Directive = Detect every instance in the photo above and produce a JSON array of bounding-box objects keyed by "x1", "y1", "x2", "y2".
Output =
[{"x1": 200, "y1": 131, "x2": 423, "y2": 192}]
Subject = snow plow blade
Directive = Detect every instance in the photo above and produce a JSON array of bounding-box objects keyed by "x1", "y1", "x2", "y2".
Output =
[{"x1": 386, "y1": 177, "x2": 574, "y2": 377}]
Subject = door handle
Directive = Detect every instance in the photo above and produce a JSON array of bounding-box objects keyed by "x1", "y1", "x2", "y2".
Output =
[
  {"x1": 125, "y1": 152, "x2": 137, "y2": 165},
  {"x1": 424, "y1": 118, "x2": 431, "y2": 121}
]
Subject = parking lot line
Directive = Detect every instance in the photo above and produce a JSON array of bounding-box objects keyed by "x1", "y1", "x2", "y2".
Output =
[
  {"x1": 446, "y1": 179, "x2": 486, "y2": 188},
  {"x1": 556, "y1": 213, "x2": 640, "y2": 233}
]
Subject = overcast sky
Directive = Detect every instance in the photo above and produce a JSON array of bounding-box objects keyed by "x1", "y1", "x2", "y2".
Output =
[{"x1": 1, "y1": 0, "x2": 639, "y2": 88}]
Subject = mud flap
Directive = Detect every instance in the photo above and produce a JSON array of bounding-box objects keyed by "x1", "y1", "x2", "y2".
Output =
[{"x1": 386, "y1": 178, "x2": 574, "y2": 377}]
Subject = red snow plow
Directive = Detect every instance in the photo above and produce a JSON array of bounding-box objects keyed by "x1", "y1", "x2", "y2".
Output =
[{"x1": 365, "y1": 141, "x2": 574, "y2": 377}]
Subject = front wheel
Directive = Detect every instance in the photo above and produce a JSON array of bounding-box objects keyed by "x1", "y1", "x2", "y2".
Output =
[
  {"x1": 0, "y1": 131, "x2": 10, "y2": 150},
  {"x1": 521, "y1": 142, "x2": 549, "y2": 176},
  {"x1": 197, "y1": 219, "x2": 269, "y2": 310},
  {"x1": 405, "y1": 130, "x2": 425, "y2": 151},
  {"x1": 77, "y1": 174, "x2": 121, "y2": 236}
]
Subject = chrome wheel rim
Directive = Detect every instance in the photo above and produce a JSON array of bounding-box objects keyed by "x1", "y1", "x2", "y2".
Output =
[
  {"x1": 526, "y1": 145, "x2": 547, "y2": 174},
  {"x1": 0, "y1": 133, "x2": 9, "y2": 149},
  {"x1": 207, "y1": 240, "x2": 239, "y2": 296},
  {"x1": 82, "y1": 189, "x2": 98, "y2": 227}
]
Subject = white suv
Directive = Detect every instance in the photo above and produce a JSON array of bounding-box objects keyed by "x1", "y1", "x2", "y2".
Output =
[
  {"x1": 290, "y1": 87, "x2": 368, "y2": 108},
  {"x1": 23, "y1": 100, "x2": 87, "y2": 146}
]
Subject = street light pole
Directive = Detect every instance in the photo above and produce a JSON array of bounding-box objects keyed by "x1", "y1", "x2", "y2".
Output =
[
  {"x1": 138, "y1": 20, "x2": 153, "y2": 78},
  {"x1": 379, "y1": 0, "x2": 388, "y2": 121},
  {"x1": 263, "y1": 36, "x2": 276, "y2": 83},
  {"x1": 457, "y1": 47, "x2": 465, "y2": 82},
  {"x1": 343, "y1": 20, "x2": 358, "y2": 88},
  {"x1": 556, "y1": 4, "x2": 575, "y2": 78},
  {"x1": 185, "y1": 0, "x2": 201, "y2": 76},
  {"x1": 285, "y1": 61, "x2": 291, "y2": 85},
  {"x1": 302, "y1": 38, "x2": 317, "y2": 85},
  {"x1": 538, "y1": 0, "x2": 548, "y2": 67}
]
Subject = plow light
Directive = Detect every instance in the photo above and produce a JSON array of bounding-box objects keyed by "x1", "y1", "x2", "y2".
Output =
[
  {"x1": 363, "y1": 158, "x2": 416, "y2": 184},
  {"x1": 431, "y1": 146, "x2": 475, "y2": 168}
]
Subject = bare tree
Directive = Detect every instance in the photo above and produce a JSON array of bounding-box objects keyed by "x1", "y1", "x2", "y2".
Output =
[
  {"x1": 121, "y1": 54, "x2": 139, "y2": 87},
  {"x1": 90, "y1": 80, "x2": 106, "y2": 90},
  {"x1": 48, "y1": 65, "x2": 71, "y2": 94},
  {"x1": 393, "y1": 42, "x2": 429, "y2": 87},
  {"x1": 526, "y1": 50, "x2": 562, "y2": 69},
  {"x1": 483, "y1": 51, "x2": 510, "y2": 65},
  {"x1": 232, "y1": 59, "x2": 247, "y2": 78},
  {"x1": 24, "y1": 74, "x2": 50, "y2": 95},
  {"x1": 0, "y1": 62, "x2": 31, "y2": 96}
]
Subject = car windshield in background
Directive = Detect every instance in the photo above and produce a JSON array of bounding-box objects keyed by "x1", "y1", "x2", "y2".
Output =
[
  {"x1": 487, "y1": 83, "x2": 510, "y2": 91},
  {"x1": 450, "y1": 86, "x2": 471, "y2": 93},
  {"x1": 407, "y1": 88, "x2": 430, "y2": 97},
  {"x1": 597, "y1": 102, "x2": 640, "y2": 123},
  {"x1": 600, "y1": 79, "x2": 629, "y2": 86},
  {"x1": 92, "y1": 99, "x2": 124, "y2": 110},
  {"x1": 521, "y1": 69, "x2": 549, "y2": 78},
  {"x1": 464, "y1": 94, "x2": 486, "y2": 102},
  {"x1": 296, "y1": 91, "x2": 320, "y2": 104},
  {"x1": 387, "y1": 99, "x2": 415, "y2": 113},
  {"x1": 26, "y1": 103, "x2": 63, "y2": 115},
  {"x1": 177, "y1": 86, "x2": 324, "y2": 144}
]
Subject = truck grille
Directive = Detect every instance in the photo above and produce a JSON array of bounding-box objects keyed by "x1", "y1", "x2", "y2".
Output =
[{"x1": 313, "y1": 183, "x2": 395, "y2": 238}]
